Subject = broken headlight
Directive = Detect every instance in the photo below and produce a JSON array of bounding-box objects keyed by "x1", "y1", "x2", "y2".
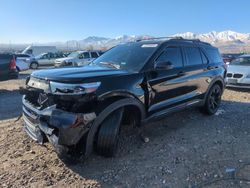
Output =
[{"x1": 50, "y1": 81, "x2": 101, "y2": 95}]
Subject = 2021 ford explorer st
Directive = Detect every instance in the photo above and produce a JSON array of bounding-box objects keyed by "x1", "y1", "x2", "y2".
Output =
[{"x1": 21, "y1": 38, "x2": 226, "y2": 160}]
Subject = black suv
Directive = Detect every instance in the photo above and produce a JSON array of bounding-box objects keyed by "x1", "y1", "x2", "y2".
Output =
[{"x1": 21, "y1": 38, "x2": 226, "y2": 160}]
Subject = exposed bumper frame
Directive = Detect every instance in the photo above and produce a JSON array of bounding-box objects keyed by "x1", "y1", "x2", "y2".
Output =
[{"x1": 22, "y1": 96, "x2": 96, "y2": 156}]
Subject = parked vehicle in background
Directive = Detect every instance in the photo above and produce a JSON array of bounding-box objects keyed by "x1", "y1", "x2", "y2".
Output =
[
  {"x1": 16, "y1": 59, "x2": 29, "y2": 71},
  {"x1": 22, "y1": 45, "x2": 57, "y2": 57},
  {"x1": 54, "y1": 50, "x2": 103, "y2": 67},
  {"x1": 15, "y1": 54, "x2": 34, "y2": 71},
  {"x1": 30, "y1": 52, "x2": 66, "y2": 69},
  {"x1": 0, "y1": 54, "x2": 18, "y2": 81},
  {"x1": 21, "y1": 38, "x2": 226, "y2": 161},
  {"x1": 226, "y1": 54, "x2": 250, "y2": 88},
  {"x1": 222, "y1": 54, "x2": 235, "y2": 64}
]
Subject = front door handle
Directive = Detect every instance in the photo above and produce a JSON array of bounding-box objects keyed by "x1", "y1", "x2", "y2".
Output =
[{"x1": 207, "y1": 66, "x2": 214, "y2": 70}]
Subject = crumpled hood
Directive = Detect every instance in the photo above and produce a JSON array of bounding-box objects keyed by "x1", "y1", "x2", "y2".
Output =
[
  {"x1": 31, "y1": 65, "x2": 130, "y2": 83},
  {"x1": 228, "y1": 65, "x2": 250, "y2": 74}
]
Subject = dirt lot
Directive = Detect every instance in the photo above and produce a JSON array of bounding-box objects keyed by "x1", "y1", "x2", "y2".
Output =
[{"x1": 0, "y1": 71, "x2": 250, "y2": 188}]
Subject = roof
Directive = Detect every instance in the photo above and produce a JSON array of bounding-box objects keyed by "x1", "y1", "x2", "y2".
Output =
[{"x1": 134, "y1": 37, "x2": 212, "y2": 46}]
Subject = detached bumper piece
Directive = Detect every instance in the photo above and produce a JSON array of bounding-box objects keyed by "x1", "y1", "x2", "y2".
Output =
[{"x1": 22, "y1": 96, "x2": 96, "y2": 156}]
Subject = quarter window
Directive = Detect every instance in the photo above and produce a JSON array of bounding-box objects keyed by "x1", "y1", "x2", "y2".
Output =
[
  {"x1": 184, "y1": 47, "x2": 203, "y2": 66},
  {"x1": 204, "y1": 48, "x2": 222, "y2": 63},
  {"x1": 156, "y1": 47, "x2": 183, "y2": 68}
]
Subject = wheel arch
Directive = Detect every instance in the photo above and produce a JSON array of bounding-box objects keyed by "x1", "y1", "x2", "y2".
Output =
[
  {"x1": 204, "y1": 76, "x2": 225, "y2": 102},
  {"x1": 85, "y1": 97, "x2": 146, "y2": 157}
]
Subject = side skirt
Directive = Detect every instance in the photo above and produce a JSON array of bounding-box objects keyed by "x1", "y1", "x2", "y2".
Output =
[{"x1": 142, "y1": 99, "x2": 203, "y2": 124}]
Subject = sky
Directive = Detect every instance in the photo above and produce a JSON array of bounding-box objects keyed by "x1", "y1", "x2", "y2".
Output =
[{"x1": 0, "y1": 0, "x2": 250, "y2": 43}]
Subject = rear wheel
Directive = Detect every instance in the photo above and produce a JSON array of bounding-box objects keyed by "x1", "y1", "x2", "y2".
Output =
[
  {"x1": 96, "y1": 108, "x2": 124, "y2": 157},
  {"x1": 30, "y1": 62, "x2": 38, "y2": 69},
  {"x1": 201, "y1": 84, "x2": 222, "y2": 115}
]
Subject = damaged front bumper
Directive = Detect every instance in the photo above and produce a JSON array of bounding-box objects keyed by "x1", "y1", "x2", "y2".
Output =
[{"x1": 22, "y1": 96, "x2": 96, "y2": 156}]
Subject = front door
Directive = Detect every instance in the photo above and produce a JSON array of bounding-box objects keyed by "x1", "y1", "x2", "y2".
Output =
[{"x1": 147, "y1": 46, "x2": 187, "y2": 115}]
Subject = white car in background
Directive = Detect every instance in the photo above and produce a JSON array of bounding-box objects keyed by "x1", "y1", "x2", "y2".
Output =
[
  {"x1": 15, "y1": 54, "x2": 33, "y2": 71},
  {"x1": 30, "y1": 52, "x2": 66, "y2": 69},
  {"x1": 226, "y1": 54, "x2": 250, "y2": 88},
  {"x1": 54, "y1": 50, "x2": 103, "y2": 67}
]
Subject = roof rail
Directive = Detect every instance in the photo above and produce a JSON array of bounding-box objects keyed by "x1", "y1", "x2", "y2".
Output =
[
  {"x1": 135, "y1": 36, "x2": 183, "y2": 42},
  {"x1": 135, "y1": 36, "x2": 211, "y2": 46}
]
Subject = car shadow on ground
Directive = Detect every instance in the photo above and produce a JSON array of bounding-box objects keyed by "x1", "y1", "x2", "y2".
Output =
[
  {"x1": 66, "y1": 99, "x2": 250, "y2": 187},
  {"x1": 19, "y1": 73, "x2": 30, "y2": 80}
]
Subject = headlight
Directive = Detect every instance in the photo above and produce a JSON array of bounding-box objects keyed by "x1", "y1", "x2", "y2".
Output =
[{"x1": 50, "y1": 81, "x2": 101, "y2": 95}]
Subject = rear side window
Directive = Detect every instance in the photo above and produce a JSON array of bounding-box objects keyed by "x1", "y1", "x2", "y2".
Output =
[
  {"x1": 156, "y1": 47, "x2": 183, "y2": 68},
  {"x1": 204, "y1": 48, "x2": 222, "y2": 63},
  {"x1": 184, "y1": 47, "x2": 203, "y2": 66},
  {"x1": 91, "y1": 52, "x2": 99, "y2": 58}
]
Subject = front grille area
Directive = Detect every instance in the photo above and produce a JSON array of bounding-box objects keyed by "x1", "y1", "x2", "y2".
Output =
[{"x1": 233, "y1": 74, "x2": 243, "y2": 78}]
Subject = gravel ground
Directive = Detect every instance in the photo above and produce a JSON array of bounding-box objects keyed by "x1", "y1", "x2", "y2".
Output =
[{"x1": 0, "y1": 71, "x2": 250, "y2": 187}]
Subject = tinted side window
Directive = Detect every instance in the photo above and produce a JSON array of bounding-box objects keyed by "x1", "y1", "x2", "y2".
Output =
[
  {"x1": 184, "y1": 47, "x2": 203, "y2": 66},
  {"x1": 204, "y1": 48, "x2": 222, "y2": 63},
  {"x1": 156, "y1": 47, "x2": 183, "y2": 68},
  {"x1": 83, "y1": 52, "x2": 90, "y2": 58},
  {"x1": 91, "y1": 52, "x2": 98, "y2": 58}
]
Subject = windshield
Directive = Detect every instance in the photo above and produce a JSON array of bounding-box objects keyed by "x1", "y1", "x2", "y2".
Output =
[
  {"x1": 231, "y1": 57, "x2": 250, "y2": 66},
  {"x1": 68, "y1": 52, "x2": 80, "y2": 58},
  {"x1": 35, "y1": 53, "x2": 46, "y2": 59},
  {"x1": 91, "y1": 43, "x2": 159, "y2": 72}
]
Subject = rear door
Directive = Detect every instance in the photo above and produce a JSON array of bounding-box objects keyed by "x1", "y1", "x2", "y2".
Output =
[
  {"x1": 38, "y1": 54, "x2": 50, "y2": 65},
  {"x1": 181, "y1": 45, "x2": 210, "y2": 100},
  {"x1": 48, "y1": 53, "x2": 57, "y2": 65},
  {"x1": 0, "y1": 54, "x2": 11, "y2": 81}
]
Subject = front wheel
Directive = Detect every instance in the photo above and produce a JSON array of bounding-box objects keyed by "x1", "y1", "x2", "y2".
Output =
[
  {"x1": 201, "y1": 84, "x2": 222, "y2": 115},
  {"x1": 96, "y1": 108, "x2": 124, "y2": 157}
]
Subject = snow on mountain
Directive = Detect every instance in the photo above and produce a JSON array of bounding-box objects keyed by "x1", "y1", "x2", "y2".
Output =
[
  {"x1": 40, "y1": 31, "x2": 250, "y2": 52},
  {"x1": 174, "y1": 30, "x2": 250, "y2": 44},
  {"x1": 73, "y1": 30, "x2": 250, "y2": 48}
]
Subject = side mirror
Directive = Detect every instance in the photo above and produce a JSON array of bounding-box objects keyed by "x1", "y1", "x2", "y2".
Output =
[{"x1": 155, "y1": 61, "x2": 173, "y2": 70}]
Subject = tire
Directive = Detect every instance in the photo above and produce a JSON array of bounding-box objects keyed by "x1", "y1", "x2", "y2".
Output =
[
  {"x1": 30, "y1": 62, "x2": 38, "y2": 69},
  {"x1": 201, "y1": 84, "x2": 222, "y2": 115},
  {"x1": 96, "y1": 108, "x2": 124, "y2": 157}
]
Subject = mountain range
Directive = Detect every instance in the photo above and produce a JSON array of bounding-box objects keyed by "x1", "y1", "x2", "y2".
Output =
[
  {"x1": 1, "y1": 31, "x2": 250, "y2": 53},
  {"x1": 62, "y1": 30, "x2": 250, "y2": 53}
]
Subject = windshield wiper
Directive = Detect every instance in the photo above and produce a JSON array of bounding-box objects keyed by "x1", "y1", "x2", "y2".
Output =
[{"x1": 99, "y1": 62, "x2": 120, "y2": 69}]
